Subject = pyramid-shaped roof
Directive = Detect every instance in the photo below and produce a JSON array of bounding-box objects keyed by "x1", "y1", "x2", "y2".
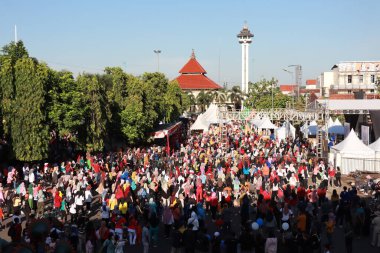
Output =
[
  {"x1": 331, "y1": 129, "x2": 375, "y2": 155},
  {"x1": 179, "y1": 51, "x2": 206, "y2": 74},
  {"x1": 175, "y1": 50, "x2": 221, "y2": 90}
]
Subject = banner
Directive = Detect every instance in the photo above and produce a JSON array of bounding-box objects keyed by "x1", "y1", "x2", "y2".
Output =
[
  {"x1": 344, "y1": 122, "x2": 350, "y2": 138},
  {"x1": 361, "y1": 125, "x2": 370, "y2": 145}
]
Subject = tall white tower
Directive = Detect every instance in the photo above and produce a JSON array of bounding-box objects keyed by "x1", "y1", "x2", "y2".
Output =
[{"x1": 237, "y1": 23, "x2": 254, "y2": 94}]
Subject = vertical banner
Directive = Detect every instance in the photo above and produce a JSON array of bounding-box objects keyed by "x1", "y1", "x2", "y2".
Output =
[
  {"x1": 361, "y1": 125, "x2": 370, "y2": 145},
  {"x1": 344, "y1": 122, "x2": 350, "y2": 138}
]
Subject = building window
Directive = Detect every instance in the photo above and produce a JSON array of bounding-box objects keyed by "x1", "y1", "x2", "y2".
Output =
[
  {"x1": 371, "y1": 75, "x2": 375, "y2": 83},
  {"x1": 359, "y1": 75, "x2": 363, "y2": 83},
  {"x1": 348, "y1": 75, "x2": 352, "y2": 83},
  {"x1": 347, "y1": 90, "x2": 352, "y2": 94}
]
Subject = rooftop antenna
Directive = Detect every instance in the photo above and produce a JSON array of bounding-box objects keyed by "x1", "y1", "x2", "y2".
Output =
[{"x1": 14, "y1": 25, "x2": 18, "y2": 42}]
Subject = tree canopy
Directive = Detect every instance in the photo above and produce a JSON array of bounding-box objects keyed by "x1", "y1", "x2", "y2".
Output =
[{"x1": 0, "y1": 41, "x2": 188, "y2": 161}]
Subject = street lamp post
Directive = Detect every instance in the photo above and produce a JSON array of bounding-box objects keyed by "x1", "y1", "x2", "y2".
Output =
[
  {"x1": 271, "y1": 82, "x2": 274, "y2": 119},
  {"x1": 153, "y1": 50, "x2": 161, "y2": 72},
  {"x1": 283, "y1": 68, "x2": 294, "y2": 109}
]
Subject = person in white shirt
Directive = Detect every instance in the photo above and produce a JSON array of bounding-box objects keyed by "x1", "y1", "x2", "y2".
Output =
[
  {"x1": 101, "y1": 204, "x2": 110, "y2": 222},
  {"x1": 70, "y1": 202, "x2": 77, "y2": 223},
  {"x1": 84, "y1": 188, "x2": 93, "y2": 213},
  {"x1": 29, "y1": 169, "x2": 35, "y2": 185},
  {"x1": 75, "y1": 192, "x2": 84, "y2": 215}
]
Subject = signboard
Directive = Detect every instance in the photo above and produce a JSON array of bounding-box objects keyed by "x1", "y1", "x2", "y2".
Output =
[
  {"x1": 338, "y1": 61, "x2": 380, "y2": 72},
  {"x1": 344, "y1": 122, "x2": 350, "y2": 138},
  {"x1": 361, "y1": 125, "x2": 370, "y2": 145}
]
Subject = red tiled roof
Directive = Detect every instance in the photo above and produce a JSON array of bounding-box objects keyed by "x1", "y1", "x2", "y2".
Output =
[
  {"x1": 306, "y1": 79, "x2": 317, "y2": 85},
  {"x1": 279, "y1": 84, "x2": 297, "y2": 92},
  {"x1": 175, "y1": 74, "x2": 221, "y2": 90},
  {"x1": 329, "y1": 94, "x2": 354, "y2": 100},
  {"x1": 300, "y1": 88, "x2": 320, "y2": 94},
  {"x1": 179, "y1": 56, "x2": 206, "y2": 74}
]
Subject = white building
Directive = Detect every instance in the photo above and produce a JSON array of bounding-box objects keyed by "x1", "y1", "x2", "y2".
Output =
[{"x1": 319, "y1": 61, "x2": 379, "y2": 97}]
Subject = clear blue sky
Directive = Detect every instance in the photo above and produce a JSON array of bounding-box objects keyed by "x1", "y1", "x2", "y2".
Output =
[{"x1": 1, "y1": 0, "x2": 380, "y2": 87}]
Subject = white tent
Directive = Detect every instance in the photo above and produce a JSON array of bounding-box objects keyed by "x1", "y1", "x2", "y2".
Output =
[
  {"x1": 333, "y1": 118, "x2": 342, "y2": 126},
  {"x1": 190, "y1": 114, "x2": 209, "y2": 131},
  {"x1": 257, "y1": 117, "x2": 277, "y2": 129},
  {"x1": 328, "y1": 117, "x2": 334, "y2": 127},
  {"x1": 251, "y1": 115, "x2": 262, "y2": 127},
  {"x1": 301, "y1": 122, "x2": 309, "y2": 137},
  {"x1": 285, "y1": 122, "x2": 296, "y2": 139},
  {"x1": 276, "y1": 122, "x2": 296, "y2": 140},
  {"x1": 202, "y1": 103, "x2": 219, "y2": 124},
  {"x1": 329, "y1": 129, "x2": 376, "y2": 174},
  {"x1": 276, "y1": 126, "x2": 287, "y2": 141},
  {"x1": 369, "y1": 138, "x2": 380, "y2": 160}
]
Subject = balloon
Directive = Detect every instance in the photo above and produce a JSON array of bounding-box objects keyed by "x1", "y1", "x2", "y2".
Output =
[
  {"x1": 251, "y1": 222, "x2": 259, "y2": 230},
  {"x1": 282, "y1": 222, "x2": 289, "y2": 231},
  {"x1": 256, "y1": 218, "x2": 264, "y2": 226}
]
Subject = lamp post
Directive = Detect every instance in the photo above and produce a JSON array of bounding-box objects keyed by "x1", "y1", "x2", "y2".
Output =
[
  {"x1": 271, "y1": 81, "x2": 274, "y2": 119},
  {"x1": 288, "y1": 65, "x2": 302, "y2": 98},
  {"x1": 283, "y1": 68, "x2": 294, "y2": 109},
  {"x1": 153, "y1": 50, "x2": 161, "y2": 72}
]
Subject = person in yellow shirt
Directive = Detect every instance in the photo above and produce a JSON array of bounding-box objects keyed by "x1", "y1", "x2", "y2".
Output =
[
  {"x1": 119, "y1": 201, "x2": 128, "y2": 215},
  {"x1": 108, "y1": 194, "x2": 118, "y2": 211}
]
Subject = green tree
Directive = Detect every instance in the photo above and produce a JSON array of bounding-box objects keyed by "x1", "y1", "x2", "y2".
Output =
[
  {"x1": 77, "y1": 74, "x2": 110, "y2": 151},
  {"x1": 244, "y1": 78, "x2": 291, "y2": 109},
  {"x1": 120, "y1": 94, "x2": 146, "y2": 143},
  {"x1": 141, "y1": 72, "x2": 169, "y2": 124},
  {"x1": 47, "y1": 70, "x2": 86, "y2": 143},
  {"x1": 185, "y1": 92, "x2": 196, "y2": 112},
  {"x1": 163, "y1": 80, "x2": 183, "y2": 122},
  {"x1": 180, "y1": 92, "x2": 192, "y2": 112},
  {"x1": 11, "y1": 58, "x2": 49, "y2": 161},
  {"x1": 227, "y1": 86, "x2": 244, "y2": 109},
  {"x1": 0, "y1": 41, "x2": 29, "y2": 139},
  {"x1": 196, "y1": 91, "x2": 212, "y2": 112}
]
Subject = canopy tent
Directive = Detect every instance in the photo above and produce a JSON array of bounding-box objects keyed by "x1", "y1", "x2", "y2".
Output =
[
  {"x1": 190, "y1": 114, "x2": 209, "y2": 132},
  {"x1": 328, "y1": 125, "x2": 345, "y2": 135},
  {"x1": 334, "y1": 118, "x2": 342, "y2": 126},
  {"x1": 328, "y1": 118, "x2": 345, "y2": 135},
  {"x1": 328, "y1": 117, "x2": 334, "y2": 127},
  {"x1": 257, "y1": 117, "x2": 277, "y2": 129},
  {"x1": 369, "y1": 138, "x2": 380, "y2": 159},
  {"x1": 285, "y1": 122, "x2": 296, "y2": 139},
  {"x1": 202, "y1": 103, "x2": 219, "y2": 124},
  {"x1": 251, "y1": 115, "x2": 262, "y2": 127},
  {"x1": 307, "y1": 120, "x2": 319, "y2": 135},
  {"x1": 276, "y1": 121, "x2": 296, "y2": 141},
  {"x1": 301, "y1": 122, "x2": 309, "y2": 137},
  {"x1": 329, "y1": 129, "x2": 376, "y2": 174}
]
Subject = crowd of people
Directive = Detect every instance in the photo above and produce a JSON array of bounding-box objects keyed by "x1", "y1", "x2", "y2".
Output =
[{"x1": 0, "y1": 122, "x2": 380, "y2": 253}]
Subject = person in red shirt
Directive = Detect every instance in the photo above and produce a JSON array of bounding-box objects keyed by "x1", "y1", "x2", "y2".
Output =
[
  {"x1": 297, "y1": 186, "x2": 306, "y2": 201},
  {"x1": 328, "y1": 166, "x2": 336, "y2": 189},
  {"x1": 113, "y1": 214, "x2": 126, "y2": 239},
  {"x1": 128, "y1": 215, "x2": 138, "y2": 245}
]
